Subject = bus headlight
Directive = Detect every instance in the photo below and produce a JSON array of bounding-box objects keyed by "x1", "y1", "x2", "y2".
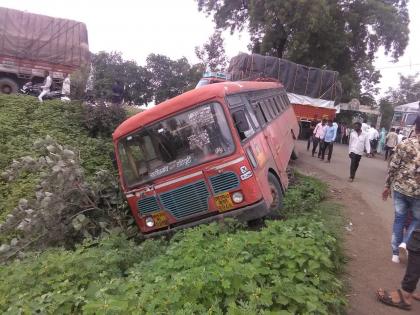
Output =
[
  {"x1": 145, "y1": 216, "x2": 155, "y2": 227},
  {"x1": 231, "y1": 191, "x2": 244, "y2": 204}
]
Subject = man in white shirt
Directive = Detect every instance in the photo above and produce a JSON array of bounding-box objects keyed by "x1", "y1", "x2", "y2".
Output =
[
  {"x1": 61, "y1": 73, "x2": 71, "y2": 96},
  {"x1": 38, "y1": 71, "x2": 52, "y2": 102},
  {"x1": 396, "y1": 129, "x2": 405, "y2": 144},
  {"x1": 312, "y1": 119, "x2": 327, "y2": 158},
  {"x1": 368, "y1": 125, "x2": 379, "y2": 156},
  {"x1": 348, "y1": 121, "x2": 371, "y2": 182}
]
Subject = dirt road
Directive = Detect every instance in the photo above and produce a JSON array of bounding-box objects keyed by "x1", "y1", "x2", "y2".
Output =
[{"x1": 293, "y1": 140, "x2": 419, "y2": 314}]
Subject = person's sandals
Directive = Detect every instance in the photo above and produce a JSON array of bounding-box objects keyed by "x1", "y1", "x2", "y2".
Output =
[{"x1": 376, "y1": 288, "x2": 411, "y2": 310}]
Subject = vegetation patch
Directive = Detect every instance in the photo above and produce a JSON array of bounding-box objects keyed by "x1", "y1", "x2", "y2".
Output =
[{"x1": 0, "y1": 174, "x2": 346, "y2": 314}]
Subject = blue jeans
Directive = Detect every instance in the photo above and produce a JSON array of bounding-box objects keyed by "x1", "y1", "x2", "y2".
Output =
[{"x1": 391, "y1": 190, "x2": 420, "y2": 255}]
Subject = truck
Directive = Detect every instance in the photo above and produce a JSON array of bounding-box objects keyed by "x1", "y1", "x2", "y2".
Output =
[{"x1": 0, "y1": 7, "x2": 89, "y2": 94}]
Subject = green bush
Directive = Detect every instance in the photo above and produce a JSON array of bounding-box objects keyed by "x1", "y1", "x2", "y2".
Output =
[
  {"x1": 283, "y1": 174, "x2": 327, "y2": 217},
  {"x1": 0, "y1": 95, "x2": 116, "y2": 219},
  {"x1": 0, "y1": 217, "x2": 345, "y2": 314}
]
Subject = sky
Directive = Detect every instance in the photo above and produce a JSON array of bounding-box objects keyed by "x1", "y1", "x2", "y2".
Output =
[{"x1": 1, "y1": 0, "x2": 419, "y2": 98}]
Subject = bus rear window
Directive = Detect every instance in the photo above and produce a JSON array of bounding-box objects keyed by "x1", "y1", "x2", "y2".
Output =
[{"x1": 117, "y1": 102, "x2": 234, "y2": 187}]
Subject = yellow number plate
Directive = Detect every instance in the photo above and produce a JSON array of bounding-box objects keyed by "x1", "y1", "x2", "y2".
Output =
[
  {"x1": 152, "y1": 212, "x2": 168, "y2": 228},
  {"x1": 215, "y1": 192, "x2": 234, "y2": 212}
]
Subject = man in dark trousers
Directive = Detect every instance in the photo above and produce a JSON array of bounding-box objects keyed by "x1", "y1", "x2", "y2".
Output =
[
  {"x1": 348, "y1": 121, "x2": 371, "y2": 182},
  {"x1": 376, "y1": 224, "x2": 420, "y2": 310},
  {"x1": 312, "y1": 119, "x2": 327, "y2": 157},
  {"x1": 376, "y1": 116, "x2": 420, "y2": 310}
]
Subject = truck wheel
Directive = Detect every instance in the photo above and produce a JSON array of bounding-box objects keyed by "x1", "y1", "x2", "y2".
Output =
[
  {"x1": 267, "y1": 172, "x2": 283, "y2": 218},
  {"x1": 0, "y1": 78, "x2": 18, "y2": 94}
]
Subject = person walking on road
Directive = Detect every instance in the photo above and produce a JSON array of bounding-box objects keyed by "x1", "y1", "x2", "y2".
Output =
[
  {"x1": 320, "y1": 120, "x2": 337, "y2": 162},
  {"x1": 377, "y1": 127, "x2": 386, "y2": 154},
  {"x1": 376, "y1": 222, "x2": 420, "y2": 311},
  {"x1": 61, "y1": 73, "x2": 71, "y2": 97},
  {"x1": 38, "y1": 71, "x2": 52, "y2": 102},
  {"x1": 368, "y1": 125, "x2": 379, "y2": 157},
  {"x1": 312, "y1": 119, "x2": 327, "y2": 158},
  {"x1": 348, "y1": 121, "x2": 371, "y2": 182},
  {"x1": 307, "y1": 120, "x2": 317, "y2": 151},
  {"x1": 382, "y1": 117, "x2": 420, "y2": 264},
  {"x1": 385, "y1": 128, "x2": 399, "y2": 160}
]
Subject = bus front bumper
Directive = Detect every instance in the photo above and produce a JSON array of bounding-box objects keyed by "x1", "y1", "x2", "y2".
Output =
[{"x1": 144, "y1": 199, "x2": 269, "y2": 238}]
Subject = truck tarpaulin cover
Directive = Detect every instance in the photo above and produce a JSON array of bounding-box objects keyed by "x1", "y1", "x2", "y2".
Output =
[
  {"x1": 0, "y1": 7, "x2": 89, "y2": 67},
  {"x1": 228, "y1": 53, "x2": 342, "y2": 103}
]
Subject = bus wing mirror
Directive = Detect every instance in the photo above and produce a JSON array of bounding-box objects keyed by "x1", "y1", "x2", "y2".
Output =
[{"x1": 232, "y1": 110, "x2": 250, "y2": 133}]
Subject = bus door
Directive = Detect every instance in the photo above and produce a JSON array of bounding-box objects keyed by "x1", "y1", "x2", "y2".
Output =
[
  {"x1": 252, "y1": 98, "x2": 289, "y2": 186},
  {"x1": 228, "y1": 94, "x2": 273, "y2": 205}
]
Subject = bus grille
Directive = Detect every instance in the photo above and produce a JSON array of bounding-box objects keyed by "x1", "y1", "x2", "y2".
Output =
[
  {"x1": 137, "y1": 196, "x2": 160, "y2": 215},
  {"x1": 160, "y1": 180, "x2": 209, "y2": 219},
  {"x1": 210, "y1": 172, "x2": 240, "y2": 194}
]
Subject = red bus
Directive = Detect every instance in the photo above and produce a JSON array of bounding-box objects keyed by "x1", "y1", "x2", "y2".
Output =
[{"x1": 113, "y1": 81, "x2": 299, "y2": 235}]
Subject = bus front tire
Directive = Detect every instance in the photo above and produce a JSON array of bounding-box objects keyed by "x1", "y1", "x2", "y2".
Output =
[
  {"x1": 0, "y1": 78, "x2": 18, "y2": 94},
  {"x1": 267, "y1": 172, "x2": 283, "y2": 218}
]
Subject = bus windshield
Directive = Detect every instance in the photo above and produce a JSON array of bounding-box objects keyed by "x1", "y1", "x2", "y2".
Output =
[
  {"x1": 117, "y1": 102, "x2": 235, "y2": 187},
  {"x1": 406, "y1": 113, "x2": 417, "y2": 125}
]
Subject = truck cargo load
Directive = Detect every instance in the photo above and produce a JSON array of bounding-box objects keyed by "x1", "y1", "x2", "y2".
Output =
[{"x1": 227, "y1": 53, "x2": 342, "y2": 104}]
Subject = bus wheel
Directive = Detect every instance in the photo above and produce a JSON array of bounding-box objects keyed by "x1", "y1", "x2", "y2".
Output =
[
  {"x1": 267, "y1": 172, "x2": 283, "y2": 218},
  {"x1": 0, "y1": 78, "x2": 18, "y2": 94}
]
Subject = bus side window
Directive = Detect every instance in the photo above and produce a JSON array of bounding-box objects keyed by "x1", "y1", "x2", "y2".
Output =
[
  {"x1": 253, "y1": 102, "x2": 266, "y2": 125},
  {"x1": 272, "y1": 97, "x2": 282, "y2": 114},
  {"x1": 231, "y1": 109, "x2": 255, "y2": 141},
  {"x1": 262, "y1": 99, "x2": 274, "y2": 121},
  {"x1": 257, "y1": 101, "x2": 271, "y2": 123},
  {"x1": 269, "y1": 98, "x2": 280, "y2": 116},
  {"x1": 282, "y1": 94, "x2": 290, "y2": 107}
]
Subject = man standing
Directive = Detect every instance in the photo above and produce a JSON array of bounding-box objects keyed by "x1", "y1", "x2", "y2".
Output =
[
  {"x1": 385, "y1": 128, "x2": 399, "y2": 160},
  {"x1": 321, "y1": 120, "x2": 337, "y2": 162},
  {"x1": 312, "y1": 119, "x2": 327, "y2": 158},
  {"x1": 368, "y1": 125, "x2": 379, "y2": 157},
  {"x1": 376, "y1": 223, "x2": 420, "y2": 310},
  {"x1": 348, "y1": 121, "x2": 371, "y2": 182},
  {"x1": 307, "y1": 120, "x2": 317, "y2": 151},
  {"x1": 61, "y1": 73, "x2": 71, "y2": 97},
  {"x1": 38, "y1": 71, "x2": 52, "y2": 102},
  {"x1": 376, "y1": 118, "x2": 420, "y2": 310},
  {"x1": 382, "y1": 117, "x2": 420, "y2": 263}
]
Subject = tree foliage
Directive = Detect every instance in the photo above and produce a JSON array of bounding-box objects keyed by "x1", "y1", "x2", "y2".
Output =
[
  {"x1": 196, "y1": 0, "x2": 410, "y2": 100},
  {"x1": 378, "y1": 98, "x2": 394, "y2": 129},
  {"x1": 195, "y1": 30, "x2": 228, "y2": 72},
  {"x1": 146, "y1": 54, "x2": 201, "y2": 104},
  {"x1": 91, "y1": 52, "x2": 153, "y2": 105},
  {"x1": 386, "y1": 73, "x2": 420, "y2": 106}
]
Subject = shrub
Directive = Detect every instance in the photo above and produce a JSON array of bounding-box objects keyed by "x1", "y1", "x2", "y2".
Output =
[
  {"x1": 0, "y1": 218, "x2": 345, "y2": 314},
  {"x1": 0, "y1": 137, "x2": 132, "y2": 261},
  {"x1": 0, "y1": 95, "x2": 116, "y2": 220},
  {"x1": 81, "y1": 101, "x2": 127, "y2": 137},
  {"x1": 283, "y1": 174, "x2": 327, "y2": 217}
]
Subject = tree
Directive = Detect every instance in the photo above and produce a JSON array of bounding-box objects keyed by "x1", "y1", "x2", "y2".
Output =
[
  {"x1": 378, "y1": 98, "x2": 394, "y2": 129},
  {"x1": 195, "y1": 30, "x2": 228, "y2": 72},
  {"x1": 91, "y1": 51, "x2": 153, "y2": 105},
  {"x1": 146, "y1": 54, "x2": 199, "y2": 104},
  {"x1": 196, "y1": 0, "x2": 409, "y2": 101},
  {"x1": 386, "y1": 73, "x2": 420, "y2": 106}
]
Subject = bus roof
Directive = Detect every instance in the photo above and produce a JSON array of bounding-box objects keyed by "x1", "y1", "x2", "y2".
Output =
[
  {"x1": 113, "y1": 80, "x2": 282, "y2": 140},
  {"x1": 394, "y1": 101, "x2": 419, "y2": 113}
]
